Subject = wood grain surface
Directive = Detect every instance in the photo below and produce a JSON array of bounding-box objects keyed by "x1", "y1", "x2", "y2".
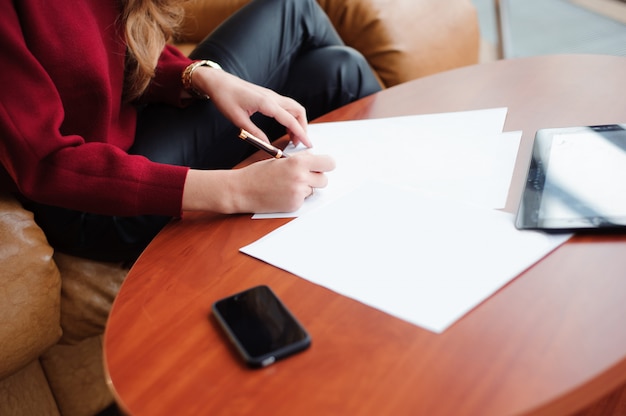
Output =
[{"x1": 104, "y1": 55, "x2": 626, "y2": 416}]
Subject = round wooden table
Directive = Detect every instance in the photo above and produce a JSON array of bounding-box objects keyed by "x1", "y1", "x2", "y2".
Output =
[{"x1": 104, "y1": 55, "x2": 626, "y2": 416}]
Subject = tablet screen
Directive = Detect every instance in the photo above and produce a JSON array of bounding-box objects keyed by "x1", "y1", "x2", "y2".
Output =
[{"x1": 515, "y1": 124, "x2": 626, "y2": 232}]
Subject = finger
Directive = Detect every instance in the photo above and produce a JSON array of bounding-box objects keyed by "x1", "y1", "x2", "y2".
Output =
[
  {"x1": 305, "y1": 153, "x2": 336, "y2": 173},
  {"x1": 290, "y1": 129, "x2": 312, "y2": 148},
  {"x1": 271, "y1": 94, "x2": 307, "y2": 128},
  {"x1": 284, "y1": 103, "x2": 311, "y2": 147},
  {"x1": 285, "y1": 99, "x2": 308, "y2": 135},
  {"x1": 288, "y1": 130, "x2": 313, "y2": 149},
  {"x1": 259, "y1": 98, "x2": 311, "y2": 148},
  {"x1": 277, "y1": 110, "x2": 310, "y2": 147}
]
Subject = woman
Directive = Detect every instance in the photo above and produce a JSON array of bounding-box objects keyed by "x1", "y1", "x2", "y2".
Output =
[{"x1": 0, "y1": 0, "x2": 381, "y2": 261}]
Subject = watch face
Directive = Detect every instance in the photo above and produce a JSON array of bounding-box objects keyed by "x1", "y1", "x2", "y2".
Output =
[{"x1": 182, "y1": 60, "x2": 222, "y2": 99}]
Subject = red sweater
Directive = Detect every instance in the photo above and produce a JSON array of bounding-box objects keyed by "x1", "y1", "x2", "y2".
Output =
[{"x1": 0, "y1": 0, "x2": 193, "y2": 216}]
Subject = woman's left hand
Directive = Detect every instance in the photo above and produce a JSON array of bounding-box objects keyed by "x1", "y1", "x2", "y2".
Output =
[{"x1": 191, "y1": 66, "x2": 312, "y2": 147}]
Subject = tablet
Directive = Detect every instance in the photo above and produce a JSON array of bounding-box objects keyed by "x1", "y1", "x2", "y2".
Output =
[{"x1": 515, "y1": 124, "x2": 626, "y2": 232}]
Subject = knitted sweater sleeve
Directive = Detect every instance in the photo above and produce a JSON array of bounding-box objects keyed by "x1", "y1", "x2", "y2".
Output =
[
  {"x1": 0, "y1": 1, "x2": 190, "y2": 217},
  {"x1": 141, "y1": 45, "x2": 194, "y2": 106}
]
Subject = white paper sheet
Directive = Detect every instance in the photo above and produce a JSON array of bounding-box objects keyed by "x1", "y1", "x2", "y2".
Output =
[
  {"x1": 253, "y1": 108, "x2": 516, "y2": 219},
  {"x1": 242, "y1": 182, "x2": 572, "y2": 333}
]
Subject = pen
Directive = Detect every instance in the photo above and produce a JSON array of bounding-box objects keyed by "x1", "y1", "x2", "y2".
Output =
[{"x1": 238, "y1": 129, "x2": 288, "y2": 159}]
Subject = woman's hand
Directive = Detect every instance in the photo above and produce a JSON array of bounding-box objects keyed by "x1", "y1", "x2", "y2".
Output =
[
  {"x1": 192, "y1": 66, "x2": 312, "y2": 148},
  {"x1": 182, "y1": 152, "x2": 335, "y2": 214}
]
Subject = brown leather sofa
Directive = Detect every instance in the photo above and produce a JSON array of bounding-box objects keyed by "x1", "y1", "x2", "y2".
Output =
[
  {"x1": 176, "y1": 0, "x2": 480, "y2": 88},
  {"x1": 0, "y1": 193, "x2": 127, "y2": 416},
  {"x1": 0, "y1": 1, "x2": 479, "y2": 415}
]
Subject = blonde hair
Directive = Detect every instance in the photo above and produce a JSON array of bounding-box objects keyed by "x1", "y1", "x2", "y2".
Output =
[{"x1": 121, "y1": 0, "x2": 186, "y2": 101}]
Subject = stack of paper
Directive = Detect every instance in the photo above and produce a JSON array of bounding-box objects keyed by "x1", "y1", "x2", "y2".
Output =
[{"x1": 242, "y1": 108, "x2": 571, "y2": 333}]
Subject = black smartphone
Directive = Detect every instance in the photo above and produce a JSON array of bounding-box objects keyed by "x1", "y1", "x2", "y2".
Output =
[{"x1": 212, "y1": 285, "x2": 311, "y2": 368}]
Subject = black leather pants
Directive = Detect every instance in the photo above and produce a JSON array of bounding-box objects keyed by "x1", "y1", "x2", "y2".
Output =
[{"x1": 28, "y1": 0, "x2": 381, "y2": 262}]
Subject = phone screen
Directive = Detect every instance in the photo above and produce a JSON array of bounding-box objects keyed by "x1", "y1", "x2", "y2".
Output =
[{"x1": 212, "y1": 285, "x2": 311, "y2": 367}]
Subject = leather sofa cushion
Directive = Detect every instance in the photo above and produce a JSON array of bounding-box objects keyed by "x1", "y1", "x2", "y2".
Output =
[
  {"x1": 0, "y1": 361, "x2": 60, "y2": 416},
  {"x1": 40, "y1": 337, "x2": 113, "y2": 416},
  {"x1": 0, "y1": 194, "x2": 61, "y2": 379},
  {"x1": 53, "y1": 253, "x2": 128, "y2": 345}
]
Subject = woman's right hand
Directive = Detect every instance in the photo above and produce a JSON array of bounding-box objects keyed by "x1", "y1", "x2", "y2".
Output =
[{"x1": 182, "y1": 151, "x2": 335, "y2": 214}]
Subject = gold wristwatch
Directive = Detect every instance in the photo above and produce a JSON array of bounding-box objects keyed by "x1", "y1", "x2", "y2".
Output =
[{"x1": 181, "y1": 60, "x2": 222, "y2": 99}]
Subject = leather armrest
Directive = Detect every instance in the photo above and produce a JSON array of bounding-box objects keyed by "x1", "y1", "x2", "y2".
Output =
[
  {"x1": 0, "y1": 193, "x2": 62, "y2": 379},
  {"x1": 317, "y1": 0, "x2": 480, "y2": 87},
  {"x1": 177, "y1": 0, "x2": 249, "y2": 43}
]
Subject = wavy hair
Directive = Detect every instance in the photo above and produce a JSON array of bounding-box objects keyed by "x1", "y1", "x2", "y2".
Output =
[{"x1": 121, "y1": 0, "x2": 186, "y2": 101}]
